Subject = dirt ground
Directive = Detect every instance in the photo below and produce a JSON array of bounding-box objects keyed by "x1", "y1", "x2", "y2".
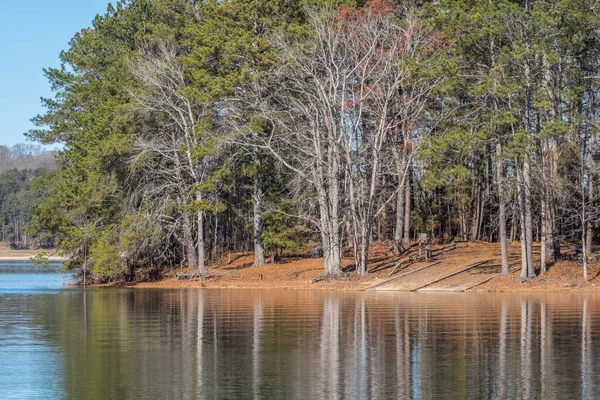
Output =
[
  {"x1": 95, "y1": 241, "x2": 600, "y2": 292},
  {"x1": 477, "y1": 259, "x2": 600, "y2": 292}
]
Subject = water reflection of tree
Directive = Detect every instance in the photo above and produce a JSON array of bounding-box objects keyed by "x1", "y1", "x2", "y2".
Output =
[
  {"x1": 23, "y1": 291, "x2": 600, "y2": 398},
  {"x1": 520, "y1": 297, "x2": 535, "y2": 399},
  {"x1": 582, "y1": 297, "x2": 593, "y2": 399},
  {"x1": 540, "y1": 298, "x2": 555, "y2": 400},
  {"x1": 319, "y1": 296, "x2": 340, "y2": 399},
  {"x1": 252, "y1": 293, "x2": 262, "y2": 398}
]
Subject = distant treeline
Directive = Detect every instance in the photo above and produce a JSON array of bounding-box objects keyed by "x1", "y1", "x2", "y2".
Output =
[
  {"x1": 0, "y1": 145, "x2": 57, "y2": 248},
  {"x1": 0, "y1": 144, "x2": 56, "y2": 173},
  {"x1": 28, "y1": 0, "x2": 600, "y2": 281}
]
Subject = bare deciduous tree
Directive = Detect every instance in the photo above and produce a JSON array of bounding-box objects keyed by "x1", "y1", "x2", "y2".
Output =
[
  {"x1": 128, "y1": 43, "x2": 223, "y2": 275},
  {"x1": 232, "y1": 5, "x2": 444, "y2": 276}
]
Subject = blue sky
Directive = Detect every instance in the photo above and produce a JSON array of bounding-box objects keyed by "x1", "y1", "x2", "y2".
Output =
[{"x1": 0, "y1": 0, "x2": 112, "y2": 147}]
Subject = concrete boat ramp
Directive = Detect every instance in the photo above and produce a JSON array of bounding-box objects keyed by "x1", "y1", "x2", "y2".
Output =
[{"x1": 363, "y1": 244, "x2": 512, "y2": 292}]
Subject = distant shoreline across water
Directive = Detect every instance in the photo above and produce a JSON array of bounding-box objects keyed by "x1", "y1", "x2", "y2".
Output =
[{"x1": 0, "y1": 256, "x2": 68, "y2": 262}]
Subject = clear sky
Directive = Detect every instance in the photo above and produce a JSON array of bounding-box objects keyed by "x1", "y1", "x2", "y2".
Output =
[{"x1": 0, "y1": 0, "x2": 112, "y2": 147}]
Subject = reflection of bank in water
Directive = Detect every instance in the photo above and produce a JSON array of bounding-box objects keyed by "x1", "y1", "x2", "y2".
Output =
[{"x1": 1, "y1": 281, "x2": 600, "y2": 398}]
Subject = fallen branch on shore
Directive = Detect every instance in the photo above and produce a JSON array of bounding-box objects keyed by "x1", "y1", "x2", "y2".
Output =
[{"x1": 176, "y1": 271, "x2": 216, "y2": 280}]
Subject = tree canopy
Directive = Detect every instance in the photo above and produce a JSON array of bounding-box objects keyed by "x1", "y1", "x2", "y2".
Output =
[{"x1": 28, "y1": 0, "x2": 600, "y2": 282}]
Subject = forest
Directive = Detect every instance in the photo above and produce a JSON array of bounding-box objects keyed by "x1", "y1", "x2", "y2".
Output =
[
  {"x1": 27, "y1": 0, "x2": 600, "y2": 282},
  {"x1": 0, "y1": 145, "x2": 56, "y2": 248}
]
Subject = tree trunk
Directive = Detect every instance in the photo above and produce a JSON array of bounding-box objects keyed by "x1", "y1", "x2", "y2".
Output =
[
  {"x1": 524, "y1": 156, "x2": 535, "y2": 278},
  {"x1": 518, "y1": 165, "x2": 531, "y2": 279},
  {"x1": 519, "y1": 27, "x2": 535, "y2": 279},
  {"x1": 471, "y1": 183, "x2": 481, "y2": 241},
  {"x1": 582, "y1": 180, "x2": 588, "y2": 283},
  {"x1": 197, "y1": 209, "x2": 206, "y2": 275},
  {"x1": 83, "y1": 243, "x2": 88, "y2": 289},
  {"x1": 403, "y1": 169, "x2": 411, "y2": 244},
  {"x1": 586, "y1": 178, "x2": 593, "y2": 257},
  {"x1": 253, "y1": 174, "x2": 265, "y2": 267},
  {"x1": 518, "y1": 158, "x2": 535, "y2": 279},
  {"x1": 359, "y1": 223, "x2": 371, "y2": 276},
  {"x1": 582, "y1": 228, "x2": 588, "y2": 282},
  {"x1": 541, "y1": 53, "x2": 561, "y2": 265},
  {"x1": 489, "y1": 35, "x2": 509, "y2": 273},
  {"x1": 317, "y1": 184, "x2": 342, "y2": 276},
  {"x1": 540, "y1": 197, "x2": 548, "y2": 274},
  {"x1": 582, "y1": 154, "x2": 589, "y2": 282},
  {"x1": 460, "y1": 206, "x2": 467, "y2": 241},
  {"x1": 393, "y1": 150, "x2": 408, "y2": 252},
  {"x1": 540, "y1": 143, "x2": 556, "y2": 273},
  {"x1": 322, "y1": 229, "x2": 342, "y2": 276},
  {"x1": 510, "y1": 215, "x2": 517, "y2": 243},
  {"x1": 182, "y1": 212, "x2": 198, "y2": 271},
  {"x1": 394, "y1": 186, "x2": 405, "y2": 252},
  {"x1": 496, "y1": 140, "x2": 510, "y2": 274}
]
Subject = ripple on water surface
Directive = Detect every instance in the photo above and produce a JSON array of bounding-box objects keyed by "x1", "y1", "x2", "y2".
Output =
[{"x1": 0, "y1": 265, "x2": 599, "y2": 399}]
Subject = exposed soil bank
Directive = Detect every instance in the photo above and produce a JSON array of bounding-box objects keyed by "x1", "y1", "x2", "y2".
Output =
[
  {"x1": 477, "y1": 260, "x2": 600, "y2": 292},
  {"x1": 93, "y1": 242, "x2": 600, "y2": 292}
]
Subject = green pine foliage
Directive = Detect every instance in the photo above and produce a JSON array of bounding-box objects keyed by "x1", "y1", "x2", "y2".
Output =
[{"x1": 26, "y1": 0, "x2": 600, "y2": 280}]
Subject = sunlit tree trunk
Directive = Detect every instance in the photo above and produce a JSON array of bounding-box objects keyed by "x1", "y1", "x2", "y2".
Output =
[
  {"x1": 496, "y1": 139, "x2": 509, "y2": 274},
  {"x1": 197, "y1": 207, "x2": 206, "y2": 275},
  {"x1": 403, "y1": 170, "x2": 411, "y2": 244},
  {"x1": 252, "y1": 174, "x2": 265, "y2": 267}
]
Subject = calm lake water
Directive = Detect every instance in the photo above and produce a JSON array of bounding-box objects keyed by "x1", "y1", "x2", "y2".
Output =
[{"x1": 1, "y1": 264, "x2": 599, "y2": 399}]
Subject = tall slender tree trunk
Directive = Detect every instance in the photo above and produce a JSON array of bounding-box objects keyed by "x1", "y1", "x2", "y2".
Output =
[
  {"x1": 540, "y1": 140, "x2": 551, "y2": 274},
  {"x1": 540, "y1": 141, "x2": 556, "y2": 273},
  {"x1": 214, "y1": 214, "x2": 219, "y2": 259},
  {"x1": 394, "y1": 181, "x2": 405, "y2": 252},
  {"x1": 518, "y1": 157, "x2": 535, "y2": 279},
  {"x1": 518, "y1": 163, "x2": 534, "y2": 279},
  {"x1": 347, "y1": 165, "x2": 362, "y2": 274},
  {"x1": 496, "y1": 139, "x2": 510, "y2": 274},
  {"x1": 393, "y1": 150, "x2": 408, "y2": 252},
  {"x1": 582, "y1": 150, "x2": 589, "y2": 282},
  {"x1": 253, "y1": 174, "x2": 265, "y2": 267},
  {"x1": 359, "y1": 222, "x2": 371, "y2": 276},
  {"x1": 541, "y1": 53, "x2": 560, "y2": 265},
  {"x1": 540, "y1": 196, "x2": 549, "y2": 274},
  {"x1": 403, "y1": 168, "x2": 411, "y2": 244},
  {"x1": 197, "y1": 207, "x2": 206, "y2": 275},
  {"x1": 182, "y1": 211, "x2": 199, "y2": 272},
  {"x1": 586, "y1": 179, "x2": 593, "y2": 257},
  {"x1": 489, "y1": 34, "x2": 509, "y2": 273},
  {"x1": 510, "y1": 216, "x2": 516, "y2": 244},
  {"x1": 83, "y1": 243, "x2": 88, "y2": 289},
  {"x1": 458, "y1": 206, "x2": 466, "y2": 241},
  {"x1": 470, "y1": 182, "x2": 481, "y2": 241},
  {"x1": 524, "y1": 156, "x2": 535, "y2": 277},
  {"x1": 582, "y1": 191, "x2": 588, "y2": 283}
]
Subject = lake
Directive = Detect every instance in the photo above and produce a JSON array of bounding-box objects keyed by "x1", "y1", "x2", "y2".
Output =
[{"x1": 0, "y1": 263, "x2": 599, "y2": 399}]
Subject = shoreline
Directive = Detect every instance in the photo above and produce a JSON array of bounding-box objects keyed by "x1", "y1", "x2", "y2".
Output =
[
  {"x1": 83, "y1": 243, "x2": 600, "y2": 293},
  {"x1": 0, "y1": 244, "x2": 66, "y2": 262},
  {"x1": 96, "y1": 279, "x2": 600, "y2": 293},
  {"x1": 93, "y1": 263, "x2": 600, "y2": 293},
  {"x1": 0, "y1": 256, "x2": 69, "y2": 262}
]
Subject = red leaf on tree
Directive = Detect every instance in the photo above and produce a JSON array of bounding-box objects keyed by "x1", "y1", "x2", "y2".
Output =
[{"x1": 398, "y1": 143, "x2": 412, "y2": 152}]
